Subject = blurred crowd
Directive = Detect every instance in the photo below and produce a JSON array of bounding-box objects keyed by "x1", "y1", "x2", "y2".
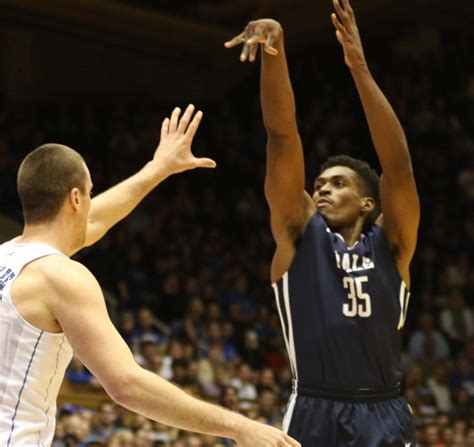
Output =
[{"x1": 0, "y1": 24, "x2": 473, "y2": 447}]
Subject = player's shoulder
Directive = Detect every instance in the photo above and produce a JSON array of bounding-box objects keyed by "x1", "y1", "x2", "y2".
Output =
[{"x1": 32, "y1": 255, "x2": 99, "y2": 295}]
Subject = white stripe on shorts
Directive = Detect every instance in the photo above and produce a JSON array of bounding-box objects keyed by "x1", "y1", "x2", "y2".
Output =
[{"x1": 282, "y1": 391, "x2": 297, "y2": 434}]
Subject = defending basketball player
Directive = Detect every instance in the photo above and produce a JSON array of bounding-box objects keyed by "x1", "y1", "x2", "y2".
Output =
[
  {"x1": 0, "y1": 105, "x2": 300, "y2": 447},
  {"x1": 225, "y1": 0, "x2": 420, "y2": 445}
]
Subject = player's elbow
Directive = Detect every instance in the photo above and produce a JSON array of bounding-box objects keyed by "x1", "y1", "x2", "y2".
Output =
[
  {"x1": 266, "y1": 124, "x2": 299, "y2": 142},
  {"x1": 104, "y1": 367, "x2": 141, "y2": 407}
]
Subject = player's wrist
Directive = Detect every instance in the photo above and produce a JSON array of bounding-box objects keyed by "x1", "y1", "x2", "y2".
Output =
[
  {"x1": 225, "y1": 413, "x2": 252, "y2": 442},
  {"x1": 142, "y1": 159, "x2": 173, "y2": 180},
  {"x1": 141, "y1": 159, "x2": 173, "y2": 183},
  {"x1": 348, "y1": 60, "x2": 370, "y2": 75}
]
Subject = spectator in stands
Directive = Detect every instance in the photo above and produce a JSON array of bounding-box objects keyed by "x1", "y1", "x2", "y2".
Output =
[
  {"x1": 222, "y1": 274, "x2": 257, "y2": 324},
  {"x1": 450, "y1": 355, "x2": 474, "y2": 404},
  {"x1": 66, "y1": 355, "x2": 101, "y2": 388},
  {"x1": 440, "y1": 288, "x2": 474, "y2": 354},
  {"x1": 84, "y1": 402, "x2": 118, "y2": 444},
  {"x1": 256, "y1": 388, "x2": 281, "y2": 426},
  {"x1": 403, "y1": 362, "x2": 425, "y2": 389},
  {"x1": 175, "y1": 297, "x2": 206, "y2": 342},
  {"x1": 408, "y1": 312, "x2": 450, "y2": 361},
  {"x1": 108, "y1": 429, "x2": 134, "y2": 447},
  {"x1": 197, "y1": 343, "x2": 225, "y2": 397},
  {"x1": 230, "y1": 362, "x2": 257, "y2": 411},
  {"x1": 422, "y1": 424, "x2": 443, "y2": 446},
  {"x1": 451, "y1": 387, "x2": 472, "y2": 419},
  {"x1": 118, "y1": 311, "x2": 136, "y2": 346},
  {"x1": 426, "y1": 360, "x2": 453, "y2": 413},
  {"x1": 162, "y1": 273, "x2": 187, "y2": 322},
  {"x1": 170, "y1": 359, "x2": 189, "y2": 387},
  {"x1": 132, "y1": 307, "x2": 165, "y2": 346},
  {"x1": 240, "y1": 328, "x2": 263, "y2": 370},
  {"x1": 181, "y1": 433, "x2": 204, "y2": 447},
  {"x1": 220, "y1": 385, "x2": 240, "y2": 413},
  {"x1": 133, "y1": 336, "x2": 162, "y2": 370},
  {"x1": 0, "y1": 15, "x2": 471, "y2": 446}
]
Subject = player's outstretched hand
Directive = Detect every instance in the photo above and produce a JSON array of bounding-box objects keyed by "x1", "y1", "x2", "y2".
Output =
[
  {"x1": 331, "y1": 0, "x2": 367, "y2": 70},
  {"x1": 152, "y1": 105, "x2": 216, "y2": 176},
  {"x1": 235, "y1": 421, "x2": 301, "y2": 447},
  {"x1": 224, "y1": 19, "x2": 282, "y2": 63}
]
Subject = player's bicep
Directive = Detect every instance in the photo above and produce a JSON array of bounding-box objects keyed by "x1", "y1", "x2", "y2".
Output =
[
  {"x1": 264, "y1": 135, "x2": 314, "y2": 239},
  {"x1": 379, "y1": 171, "x2": 420, "y2": 260},
  {"x1": 47, "y1": 263, "x2": 136, "y2": 396}
]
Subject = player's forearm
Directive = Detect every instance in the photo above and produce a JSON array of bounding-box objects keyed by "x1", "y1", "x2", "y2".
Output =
[
  {"x1": 84, "y1": 161, "x2": 169, "y2": 247},
  {"x1": 260, "y1": 35, "x2": 298, "y2": 138},
  {"x1": 117, "y1": 367, "x2": 248, "y2": 440},
  {"x1": 350, "y1": 66, "x2": 413, "y2": 176}
]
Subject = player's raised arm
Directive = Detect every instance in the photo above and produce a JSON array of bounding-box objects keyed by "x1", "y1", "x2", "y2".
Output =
[
  {"x1": 76, "y1": 105, "x2": 216, "y2": 254},
  {"x1": 44, "y1": 257, "x2": 299, "y2": 447},
  {"x1": 331, "y1": 0, "x2": 419, "y2": 282},
  {"x1": 225, "y1": 20, "x2": 314, "y2": 281}
]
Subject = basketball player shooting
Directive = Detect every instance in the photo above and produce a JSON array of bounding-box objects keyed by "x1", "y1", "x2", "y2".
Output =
[
  {"x1": 0, "y1": 105, "x2": 300, "y2": 447},
  {"x1": 225, "y1": 0, "x2": 420, "y2": 445}
]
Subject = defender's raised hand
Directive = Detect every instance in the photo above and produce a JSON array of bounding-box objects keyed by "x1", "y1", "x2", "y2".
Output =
[
  {"x1": 331, "y1": 0, "x2": 367, "y2": 70},
  {"x1": 224, "y1": 19, "x2": 282, "y2": 62},
  {"x1": 152, "y1": 105, "x2": 216, "y2": 175}
]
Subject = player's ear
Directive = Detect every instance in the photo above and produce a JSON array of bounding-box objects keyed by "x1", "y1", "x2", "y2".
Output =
[
  {"x1": 361, "y1": 197, "x2": 375, "y2": 214},
  {"x1": 68, "y1": 188, "x2": 81, "y2": 212}
]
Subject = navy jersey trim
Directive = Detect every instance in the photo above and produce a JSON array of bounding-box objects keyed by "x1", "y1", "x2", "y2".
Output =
[{"x1": 7, "y1": 330, "x2": 44, "y2": 447}]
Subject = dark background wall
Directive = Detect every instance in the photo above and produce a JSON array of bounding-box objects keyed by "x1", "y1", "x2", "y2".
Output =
[{"x1": 0, "y1": 0, "x2": 472, "y2": 105}]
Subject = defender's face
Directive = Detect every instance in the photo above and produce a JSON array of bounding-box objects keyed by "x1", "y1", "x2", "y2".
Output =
[{"x1": 312, "y1": 166, "x2": 368, "y2": 231}]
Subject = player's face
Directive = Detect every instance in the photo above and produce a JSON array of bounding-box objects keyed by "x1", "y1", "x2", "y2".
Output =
[{"x1": 312, "y1": 166, "x2": 372, "y2": 231}]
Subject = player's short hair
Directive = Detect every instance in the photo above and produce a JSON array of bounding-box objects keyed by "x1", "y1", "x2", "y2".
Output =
[
  {"x1": 17, "y1": 143, "x2": 87, "y2": 225},
  {"x1": 320, "y1": 155, "x2": 381, "y2": 227}
]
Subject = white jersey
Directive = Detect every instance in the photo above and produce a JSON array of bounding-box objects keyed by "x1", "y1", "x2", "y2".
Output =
[{"x1": 0, "y1": 240, "x2": 73, "y2": 447}]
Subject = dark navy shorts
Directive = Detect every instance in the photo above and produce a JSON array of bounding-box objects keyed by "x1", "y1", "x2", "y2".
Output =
[{"x1": 283, "y1": 385, "x2": 415, "y2": 447}]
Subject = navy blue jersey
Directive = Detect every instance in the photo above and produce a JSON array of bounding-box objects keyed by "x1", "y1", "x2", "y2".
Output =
[{"x1": 273, "y1": 212, "x2": 410, "y2": 388}]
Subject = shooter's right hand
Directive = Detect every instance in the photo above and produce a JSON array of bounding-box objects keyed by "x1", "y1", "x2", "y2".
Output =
[{"x1": 224, "y1": 19, "x2": 283, "y2": 63}]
